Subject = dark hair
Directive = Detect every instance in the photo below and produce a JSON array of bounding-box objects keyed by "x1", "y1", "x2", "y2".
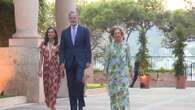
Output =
[
  {"x1": 44, "y1": 27, "x2": 58, "y2": 46},
  {"x1": 110, "y1": 26, "x2": 124, "y2": 37}
]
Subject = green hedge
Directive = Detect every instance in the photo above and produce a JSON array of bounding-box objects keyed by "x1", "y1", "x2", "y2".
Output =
[
  {"x1": 86, "y1": 83, "x2": 105, "y2": 89},
  {"x1": 148, "y1": 67, "x2": 175, "y2": 74},
  {"x1": 0, "y1": 95, "x2": 6, "y2": 98}
]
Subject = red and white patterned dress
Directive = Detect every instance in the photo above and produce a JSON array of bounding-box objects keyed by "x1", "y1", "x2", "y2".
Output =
[{"x1": 39, "y1": 42, "x2": 61, "y2": 108}]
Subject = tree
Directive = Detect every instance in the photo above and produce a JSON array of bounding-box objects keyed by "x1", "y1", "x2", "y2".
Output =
[
  {"x1": 79, "y1": 0, "x2": 135, "y2": 59},
  {"x1": 173, "y1": 25, "x2": 186, "y2": 76},
  {"x1": 38, "y1": 0, "x2": 55, "y2": 36},
  {"x1": 131, "y1": 0, "x2": 164, "y2": 74},
  {"x1": 184, "y1": 0, "x2": 195, "y2": 13},
  {"x1": 159, "y1": 9, "x2": 195, "y2": 76}
]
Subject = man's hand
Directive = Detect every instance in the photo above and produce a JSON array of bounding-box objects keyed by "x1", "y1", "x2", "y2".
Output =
[{"x1": 85, "y1": 63, "x2": 91, "y2": 68}]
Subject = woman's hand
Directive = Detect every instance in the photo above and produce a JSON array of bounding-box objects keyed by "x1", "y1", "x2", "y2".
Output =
[
  {"x1": 60, "y1": 70, "x2": 65, "y2": 79},
  {"x1": 60, "y1": 64, "x2": 65, "y2": 79},
  {"x1": 85, "y1": 63, "x2": 91, "y2": 68},
  {"x1": 38, "y1": 70, "x2": 42, "y2": 77},
  {"x1": 60, "y1": 64, "x2": 65, "y2": 71},
  {"x1": 103, "y1": 72, "x2": 109, "y2": 83}
]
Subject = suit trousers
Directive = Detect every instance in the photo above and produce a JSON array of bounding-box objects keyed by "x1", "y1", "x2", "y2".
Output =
[{"x1": 66, "y1": 58, "x2": 85, "y2": 110}]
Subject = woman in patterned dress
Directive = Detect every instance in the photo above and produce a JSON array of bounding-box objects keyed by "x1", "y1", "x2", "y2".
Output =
[
  {"x1": 104, "y1": 26, "x2": 131, "y2": 110},
  {"x1": 38, "y1": 27, "x2": 64, "y2": 110}
]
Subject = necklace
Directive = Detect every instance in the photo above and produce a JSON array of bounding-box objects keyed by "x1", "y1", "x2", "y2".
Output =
[{"x1": 48, "y1": 40, "x2": 54, "y2": 61}]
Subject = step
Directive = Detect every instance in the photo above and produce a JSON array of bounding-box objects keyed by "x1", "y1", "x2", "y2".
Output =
[{"x1": 0, "y1": 96, "x2": 27, "y2": 107}]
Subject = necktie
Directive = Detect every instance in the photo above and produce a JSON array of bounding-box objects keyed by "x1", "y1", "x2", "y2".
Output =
[{"x1": 72, "y1": 26, "x2": 76, "y2": 45}]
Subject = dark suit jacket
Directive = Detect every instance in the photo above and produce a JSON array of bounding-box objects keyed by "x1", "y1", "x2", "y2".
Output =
[{"x1": 59, "y1": 25, "x2": 91, "y2": 68}]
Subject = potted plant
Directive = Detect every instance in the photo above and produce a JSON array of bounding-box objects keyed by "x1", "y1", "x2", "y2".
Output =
[
  {"x1": 130, "y1": 0, "x2": 164, "y2": 88},
  {"x1": 158, "y1": 10, "x2": 195, "y2": 89},
  {"x1": 136, "y1": 28, "x2": 151, "y2": 89},
  {"x1": 139, "y1": 73, "x2": 151, "y2": 88},
  {"x1": 173, "y1": 25, "x2": 187, "y2": 89}
]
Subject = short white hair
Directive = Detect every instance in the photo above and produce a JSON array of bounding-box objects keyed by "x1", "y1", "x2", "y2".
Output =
[{"x1": 68, "y1": 11, "x2": 78, "y2": 17}]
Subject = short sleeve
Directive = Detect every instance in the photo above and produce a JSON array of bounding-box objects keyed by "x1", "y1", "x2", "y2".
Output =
[
  {"x1": 126, "y1": 43, "x2": 131, "y2": 67},
  {"x1": 56, "y1": 44, "x2": 60, "y2": 54},
  {"x1": 38, "y1": 41, "x2": 44, "y2": 55},
  {"x1": 104, "y1": 44, "x2": 111, "y2": 74}
]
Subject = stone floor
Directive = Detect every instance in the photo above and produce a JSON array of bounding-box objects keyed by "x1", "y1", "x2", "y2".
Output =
[{"x1": 1, "y1": 88, "x2": 195, "y2": 110}]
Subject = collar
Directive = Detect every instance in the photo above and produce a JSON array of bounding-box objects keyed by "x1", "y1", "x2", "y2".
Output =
[{"x1": 71, "y1": 24, "x2": 78, "y2": 29}]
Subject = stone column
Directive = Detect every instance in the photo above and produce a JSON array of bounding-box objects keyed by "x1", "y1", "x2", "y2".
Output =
[
  {"x1": 10, "y1": 0, "x2": 41, "y2": 47},
  {"x1": 12, "y1": 0, "x2": 39, "y2": 38},
  {"x1": 55, "y1": 0, "x2": 76, "y2": 97},
  {"x1": 5, "y1": 0, "x2": 43, "y2": 103},
  {"x1": 55, "y1": 0, "x2": 76, "y2": 37}
]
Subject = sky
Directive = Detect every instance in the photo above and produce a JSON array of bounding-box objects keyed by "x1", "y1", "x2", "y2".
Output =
[{"x1": 165, "y1": 0, "x2": 188, "y2": 10}]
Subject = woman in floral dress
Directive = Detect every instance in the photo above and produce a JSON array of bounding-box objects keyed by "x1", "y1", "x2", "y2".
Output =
[
  {"x1": 104, "y1": 26, "x2": 131, "y2": 110},
  {"x1": 38, "y1": 27, "x2": 64, "y2": 110}
]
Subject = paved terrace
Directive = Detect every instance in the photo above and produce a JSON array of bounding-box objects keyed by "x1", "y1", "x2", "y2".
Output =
[{"x1": 1, "y1": 88, "x2": 195, "y2": 110}]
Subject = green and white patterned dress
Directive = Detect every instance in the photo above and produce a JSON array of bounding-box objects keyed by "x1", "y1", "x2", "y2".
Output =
[{"x1": 104, "y1": 41, "x2": 131, "y2": 110}]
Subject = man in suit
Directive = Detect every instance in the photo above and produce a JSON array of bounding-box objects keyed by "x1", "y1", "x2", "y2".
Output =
[{"x1": 59, "y1": 11, "x2": 91, "y2": 110}]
